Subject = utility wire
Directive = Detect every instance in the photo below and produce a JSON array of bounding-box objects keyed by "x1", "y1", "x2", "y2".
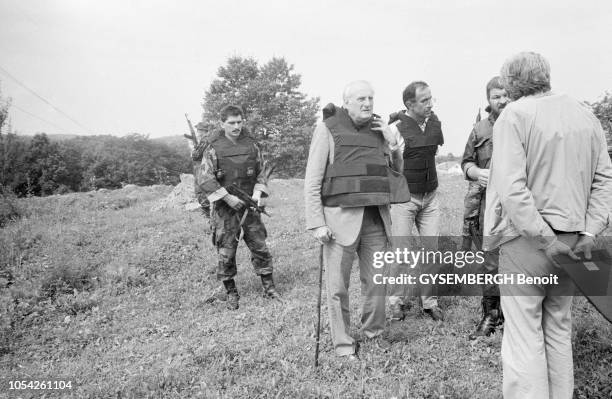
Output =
[
  {"x1": 10, "y1": 103, "x2": 68, "y2": 133},
  {"x1": 0, "y1": 64, "x2": 91, "y2": 133}
]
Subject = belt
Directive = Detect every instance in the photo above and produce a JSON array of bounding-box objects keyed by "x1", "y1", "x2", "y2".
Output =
[{"x1": 552, "y1": 229, "x2": 579, "y2": 235}]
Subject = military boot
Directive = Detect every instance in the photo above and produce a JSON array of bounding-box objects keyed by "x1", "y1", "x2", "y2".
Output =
[
  {"x1": 469, "y1": 296, "x2": 500, "y2": 340},
  {"x1": 261, "y1": 274, "x2": 281, "y2": 299},
  {"x1": 223, "y1": 279, "x2": 240, "y2": 310}
]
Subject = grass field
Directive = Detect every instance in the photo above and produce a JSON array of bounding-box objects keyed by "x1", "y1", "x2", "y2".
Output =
[{"x1": 0, "y1": 175, "x2": 611, "y2": 398}]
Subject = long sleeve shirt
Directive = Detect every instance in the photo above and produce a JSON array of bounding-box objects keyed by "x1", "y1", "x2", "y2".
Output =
[{"x1": 483, "y1": 92, "x2": 612, "y2": 250}]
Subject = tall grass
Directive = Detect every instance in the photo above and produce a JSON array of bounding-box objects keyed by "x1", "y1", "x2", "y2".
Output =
[{"x1": 0, "y1": 177, "x2": 609, "y2": 398}]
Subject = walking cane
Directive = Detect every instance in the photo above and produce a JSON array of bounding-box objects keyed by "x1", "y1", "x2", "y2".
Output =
[{"x1": 314, "y1": 243, "x2": 324, "y2": 368}]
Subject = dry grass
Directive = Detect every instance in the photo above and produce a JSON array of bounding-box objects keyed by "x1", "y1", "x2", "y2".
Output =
[{"x1": 0, "y1": 176, "x2": 610, "y2": 398}]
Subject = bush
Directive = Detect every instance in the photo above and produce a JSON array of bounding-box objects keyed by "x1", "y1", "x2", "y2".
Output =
[{"x1": 0, "y1": 185, "x2": 21, "y2": 227}]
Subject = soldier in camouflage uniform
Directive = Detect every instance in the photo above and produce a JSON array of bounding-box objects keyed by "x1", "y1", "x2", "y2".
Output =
[
  {"x1": 195, "y1": 105, "x2": 279, "y2": 310},
  {"x1": 460, "y1": 76, "x2": 509, "y2": 339}
]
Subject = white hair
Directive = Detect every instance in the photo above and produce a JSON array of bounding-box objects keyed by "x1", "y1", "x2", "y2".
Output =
[{"x1": 342, "y1": 80, "x2": 374, "y2": 103}]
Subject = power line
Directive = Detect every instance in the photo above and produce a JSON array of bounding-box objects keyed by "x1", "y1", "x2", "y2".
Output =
[
  {"x1": 0, "y1": 64, "x2": 91, "y2": 133},
  {"x1": 10, "y1": 103, "x2": 68, "y2": 133}
]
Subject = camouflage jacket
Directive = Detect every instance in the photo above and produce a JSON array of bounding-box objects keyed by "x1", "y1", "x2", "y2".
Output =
[{"x1": 461, "y1": 114, "x2": 496, "y2": 237}]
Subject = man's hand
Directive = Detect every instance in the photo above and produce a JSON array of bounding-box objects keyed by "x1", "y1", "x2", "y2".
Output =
[
  {"x1": 573, "y1": 235, "x2": 596, "y2": 260},
  {"x1": 223, "y1": 194, "x2": 245, "y2": 211},
  {"x1": 466, "y1": 166, "x2": 489, "y2": 187},
  {"x1": 312, "y1": 226, "x2": 335, "y2": 243},
  {"x1": 544, "y1": 239, "x2": 580, "y2": 267},
  {"x1": 370, "y1": 117, "x2": 396, "y2": 145},
  {"x1": 477, "y1": 169, "x2": 489, "y2": 187}
]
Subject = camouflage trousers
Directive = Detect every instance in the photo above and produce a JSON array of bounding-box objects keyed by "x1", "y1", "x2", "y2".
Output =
[
  {"x1": 462, "y1": 180, "x2": 484, "y2": 238},
  {"x1": 212, "y1": 204, "x2": 273, "y2": 282},
  {"x1": 462, "y1": 181, "x2": 499, "y2": 298}
]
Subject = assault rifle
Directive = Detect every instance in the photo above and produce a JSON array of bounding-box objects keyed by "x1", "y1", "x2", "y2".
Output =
[
  {"x1": 226, "y1": 183, "x2": 270, "y2": 217},
  {"x1": 184, "y1": 113, "x2": 199, "y2": 147}
]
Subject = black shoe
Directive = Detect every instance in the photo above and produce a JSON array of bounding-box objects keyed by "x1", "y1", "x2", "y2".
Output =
[
  {"x1": 469, "y1": 313, "x2": 498, "y2": 340},
  {"x1": 261, "y1": 274, "x2": 281, "y2": 299},
  {"x1": 424, "y1": 306, "x2": 444, "y2": 321},
  {"x1": 469, "y1": 297, "x2": 502, "y2": 340}
]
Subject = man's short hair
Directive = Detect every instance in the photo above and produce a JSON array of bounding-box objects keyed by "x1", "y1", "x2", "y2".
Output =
[
  {"x1": 500, "y1": 52, "x2": 551, "y2": 100},
  {"x1": 486, "y1": 76, "x2": 504, "y2": 99},
  {"x1": 402, "y1": 81, "x2": 429, "y2": 105},
  {"x1": 220, "y1": 105, "x2": 244, "y2": 122}
]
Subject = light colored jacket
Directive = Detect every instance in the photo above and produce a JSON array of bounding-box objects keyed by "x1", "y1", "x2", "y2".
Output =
[
  {"x1": 483, "y1": 92, "x2": 612, "y2": 250},
  {"x1": 304, "y1": 121, "x2": 393, "y2": 246}
]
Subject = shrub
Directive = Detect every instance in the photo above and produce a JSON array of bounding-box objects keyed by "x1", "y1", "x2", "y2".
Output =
[{"x1": 0, "y1": 185, "x2": 21, "y2": 227}]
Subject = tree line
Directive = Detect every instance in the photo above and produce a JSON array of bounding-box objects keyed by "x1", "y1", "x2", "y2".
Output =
[
  {"x1": 0, "y1": 133, "x2": 192, "y2": 197},
  {"x1": 1, "y1": 57, "x2": 610, "y2": 198}
]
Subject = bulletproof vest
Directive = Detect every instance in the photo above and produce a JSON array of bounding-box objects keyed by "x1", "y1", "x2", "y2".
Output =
[
  {"x1": 472, "y1": 117, "x2": 494, "y2": 169},
  {"x1": 210, "y1": 132, "x2": 259, "y2": 195},
  {"x1": 321, "y1": 105, "x2": 392, "y2": 208},
  {"x1": 396, "y1": 112, "x2": 444, "y2": 193}
]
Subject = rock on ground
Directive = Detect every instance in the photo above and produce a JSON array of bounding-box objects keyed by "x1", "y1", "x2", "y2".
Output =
[{"x1": 151, "y1": 174, "x2": 200, "y2": 211}]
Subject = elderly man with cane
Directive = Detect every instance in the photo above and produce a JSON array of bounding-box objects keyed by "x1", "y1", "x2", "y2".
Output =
[{"x1": 305, "y1": 80, "x2": 409, "y2": 361}]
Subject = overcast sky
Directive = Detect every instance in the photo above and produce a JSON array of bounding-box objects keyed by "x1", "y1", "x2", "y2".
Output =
[{"x1": 1, "y1": 0, "x2": 611, "y2": 155}]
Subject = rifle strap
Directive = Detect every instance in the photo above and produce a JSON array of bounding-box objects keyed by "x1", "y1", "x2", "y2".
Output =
[{"x1": 236, "y1": 209, "x2": 249, "y2": 242}]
